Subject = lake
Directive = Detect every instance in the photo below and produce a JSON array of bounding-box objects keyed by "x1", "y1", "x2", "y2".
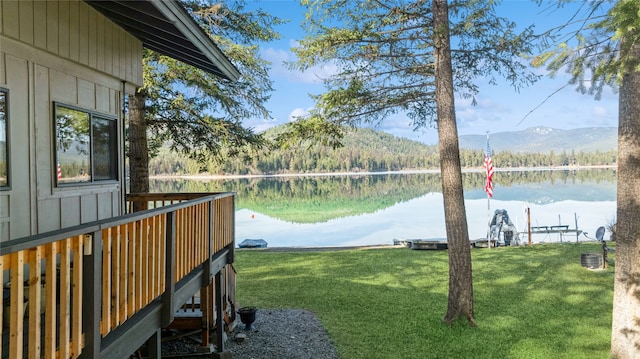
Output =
[{"x1": 150, "y1": 168, "x2": 617, "y2": 247}]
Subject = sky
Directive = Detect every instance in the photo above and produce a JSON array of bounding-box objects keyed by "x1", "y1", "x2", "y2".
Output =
[{"x1": 242, "y1": 1, "x2": 618, "y2": 145}]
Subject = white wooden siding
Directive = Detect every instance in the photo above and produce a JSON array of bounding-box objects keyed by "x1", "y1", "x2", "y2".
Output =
[
  {"x1": 2, "y1": 54, "x2": 33, "y2": 240},
  {"x1": 1, "y1": 0, "x2": 143, "y2": 85},
  {"x1": 0, "y1": 0, "x2": 142, "y2": 241}
]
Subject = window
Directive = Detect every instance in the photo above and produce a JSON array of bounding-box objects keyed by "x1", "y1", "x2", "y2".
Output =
[
  {"x1": 55, "y1": 103, "x2": 117, "y2": 185},
  {"x1": 0, "y1": 89, "x2": 8, "y2": 189}
]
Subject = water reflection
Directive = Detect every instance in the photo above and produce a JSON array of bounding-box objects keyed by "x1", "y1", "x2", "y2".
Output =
[{"x1": 150, "y1": 169, "x2": 617, "y2": 247}]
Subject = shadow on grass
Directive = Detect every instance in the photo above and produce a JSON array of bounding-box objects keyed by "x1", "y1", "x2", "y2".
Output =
[{"x1": 235, "y1": 242, "x2": 613, "y2": 358}]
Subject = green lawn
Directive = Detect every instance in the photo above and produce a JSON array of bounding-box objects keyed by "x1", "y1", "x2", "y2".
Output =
[{"x1": 234, "y1": 242, "x2": 614, "y2": 359}]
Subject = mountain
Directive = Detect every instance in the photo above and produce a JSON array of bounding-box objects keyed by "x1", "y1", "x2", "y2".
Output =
[
  {"x1": 457, "y1": 127, "x2": 617, "y2": 153},
  {"x1": 262, "y1": 126, "x2": 438, "y2": 158},
  {"x1": 265, "y1": 125, "x2": 616, "y2": 154},
  {"x1": 149, "y1": 125, "x2": 617, "y2": 176}
]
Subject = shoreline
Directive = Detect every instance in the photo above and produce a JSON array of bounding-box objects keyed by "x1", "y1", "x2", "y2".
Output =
[
  {"x1": 238, "y1": 244, "x2": 404, "y2": 252},
  {"x1": 150, "y1": 164, "x2": 616, "y2": 181}
]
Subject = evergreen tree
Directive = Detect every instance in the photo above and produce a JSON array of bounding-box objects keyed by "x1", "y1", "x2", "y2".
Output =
[
  {"x1": 534, "y1": 1, "x2": 640, "y2": 356},
  {"x1": 287, "y1": 0, "x2": 540, "y2": 326},
  {"x1": 129, "y1": 0, "x2": 284, "y2": 196}
]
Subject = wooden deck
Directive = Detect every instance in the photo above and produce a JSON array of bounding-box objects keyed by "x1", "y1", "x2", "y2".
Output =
[{"x1": 1, "y1": 193, "x2": 236, "y2": 359}]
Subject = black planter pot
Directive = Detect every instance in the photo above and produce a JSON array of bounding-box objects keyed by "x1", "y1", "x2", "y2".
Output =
[{"x1": 238, "y1": 307, "x2": 257, "y2": 330}]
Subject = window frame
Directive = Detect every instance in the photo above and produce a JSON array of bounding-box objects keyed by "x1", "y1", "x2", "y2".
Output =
[
  {"x1": 53, "y1": 102, "x2": 119, "y2": 187},
  {"x1": 0, "y1": 88, "x2": 9, "y2": 190}
]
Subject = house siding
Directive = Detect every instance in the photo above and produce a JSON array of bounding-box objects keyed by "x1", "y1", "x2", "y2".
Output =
[
  {"x1": 0, "y1": 0, "x2": 143, "y2": 241},
  {"x1": 1, "y1": 0, "x2": 143, "y2": 85}
]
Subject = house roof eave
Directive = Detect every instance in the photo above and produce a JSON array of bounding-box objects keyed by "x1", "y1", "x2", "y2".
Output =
[{"x1": 84, "y1": 0, "x2": 240, "y2": 81}]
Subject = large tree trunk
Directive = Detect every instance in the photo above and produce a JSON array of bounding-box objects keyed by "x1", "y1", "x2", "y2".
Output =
[
  {"x1": 129, "y1": 89, "x2": 149, "y2": 212},
  {"x1": 433, "y1": 0, "x2": 476, "y2": 326},
  {"x1": 610, "y1": 40, "x2": 640, "y2": 359}
]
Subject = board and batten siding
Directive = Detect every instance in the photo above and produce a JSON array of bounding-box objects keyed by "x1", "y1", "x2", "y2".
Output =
[
  {"x1": 0, "y1": 0, "x2": 143, "y2": 241},
  {"x1": 0, "y1": 0, "x2": 143, "y2": 85}
]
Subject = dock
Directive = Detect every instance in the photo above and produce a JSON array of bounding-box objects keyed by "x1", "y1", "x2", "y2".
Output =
[
  {"x1": 394, "y1": 238, "x2": 448, "y2": 250},
  {"x1": 394, "y1": 238, "x2": 499, "y2": 250},
  {"x1": 530, "y1": 225, "x2": 582, "y2": 235},
  {"x1": 528, "y1": 225, "x2": 583, "y2": 242}
]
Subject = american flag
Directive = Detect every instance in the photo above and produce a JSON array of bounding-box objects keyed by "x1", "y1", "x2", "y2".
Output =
[{"x1": 484, "y1": 138, "x2": 493, "y2": 198}]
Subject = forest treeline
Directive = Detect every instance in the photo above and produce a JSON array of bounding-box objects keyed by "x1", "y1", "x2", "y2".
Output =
[{"x1": 148, "y1": 128, "x2": 617, "y2": 176}]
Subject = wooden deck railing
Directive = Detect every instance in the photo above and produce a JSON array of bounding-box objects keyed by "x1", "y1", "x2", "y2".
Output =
[{"x1": 0, "y1": 193, "x2": 235, "y2": 359}]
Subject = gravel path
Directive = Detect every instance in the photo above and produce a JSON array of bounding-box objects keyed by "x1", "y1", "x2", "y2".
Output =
[
  {"x1": 227, "y1": 309, "x2": 339, "y2": 359},
  {"x1": 160, "y1": 309, "x2": 339, "y2": 359}
]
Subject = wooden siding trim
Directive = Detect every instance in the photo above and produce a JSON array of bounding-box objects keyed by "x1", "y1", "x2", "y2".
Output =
[
  {"x1": 18, "y1": 0, "x2": 34, "y2": 45},
  {"x1": 0, "y1": 52, "x2": 5, "y2": 85},
  {"x1": 68, "y1": 0, "x2": 80, "y2": 62},
  {"x1": 46, "y1": 0, "x2": 59, "y2": 55},
  {"x1": 28, "y1": 54, "x2": 38, "y2": 236},
  {"x1": 78, "y1": 0, "x2": 89, "y2": 66},
  {"x1": 58, "y1": 1, "x2": 70, "y2": 59},
  {"x1": 33, "y1": 1, "x2": 47, "y2": 49},
  {"x1": 34, "y1": 63, "x2": 53, "y2": 198},
  {"x1": 0, "y1": 0, "x2": 3, "y2": 38},
  {"x1": 1, "y1": 1, "x2": 19, "y2": 39},
  {"x1": 1, "y1": 35, "x2": 140, "y2": 89},
  {"x1": 96, "y1": 15, "x2": 105, "y2": 72},
  {"x1": 0, "y1": 1, "x2": 143, "y2": 86},
  {"x1": 88, "y1": 8, "x2": 97, "y2": 69}
]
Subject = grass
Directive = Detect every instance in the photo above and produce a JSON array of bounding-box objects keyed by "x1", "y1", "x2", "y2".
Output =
[{"x1": 234, "y1": 242, "x2": 615, "y2": 359}]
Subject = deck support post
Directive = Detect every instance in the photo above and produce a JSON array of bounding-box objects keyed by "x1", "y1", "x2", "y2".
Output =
[
  {"x1": 146, "y1": 329, "x2": 162, "y2": 359},
  {"x1": 80, "y1": 230, "x2": 102, "y2": 359},
  {"x1": 199, "y1": 199, "x2": 216, "y2": 350},
  {"x1": 215, "y1": 271, "x2": 225, "y2": 353},
  {"x1": 200, "y1": 285, "x2": 211, "y2": 349},
  {"x1": 162, "y1": 211, "x2": 177, "y2": 327}
]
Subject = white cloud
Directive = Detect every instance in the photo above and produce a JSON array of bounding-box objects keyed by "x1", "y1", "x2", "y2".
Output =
[
  {"x1": 261, "y1": 47, "x2": 293, "y2": 78},
  {"x1": 592, "y1": 106, "x2": 608, "y2": 117},
  {"x1": 252, "y1": 122, "x2": 278, "y2": 133},
  {"x1": 288, "y1": 107, "x2": 310, "y2": 122},
  {"x1": 454, "y1": 96, "x2": 511, "y2": 133},
  {"x1": 261, "y1": 43, "x2": 340, "y2": 85}
]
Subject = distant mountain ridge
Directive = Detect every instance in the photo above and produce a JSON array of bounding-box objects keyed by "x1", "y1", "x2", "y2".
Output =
[
  {"x1": 148, "y1": 126, "x2": 617, "y2": 176},
  {"x1": 458, "y1": 127, "x2": 617, "y2": 153},
  {"x1": 265, "y1": 125, "x2": 616, "y2": 154}
]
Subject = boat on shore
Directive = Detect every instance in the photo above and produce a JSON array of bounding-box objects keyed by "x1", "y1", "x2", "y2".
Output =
[{"x1": 239, "y1": 239, "x2": 268, "y2": 249}]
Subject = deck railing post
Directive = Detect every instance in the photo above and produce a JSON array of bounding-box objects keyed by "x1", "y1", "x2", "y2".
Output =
[
  {"x1": 161, "y1": 211, "x2": 177, "y2": 327},
  {"x1": 80, "y1": 230, "x2": 102, "y2": 359},
  {"x1": 203, "y1": 200, "x2": 214, "y2": 285},
  {"x1": 227, "y1": 196, "x2": 236, "y2": 263}
]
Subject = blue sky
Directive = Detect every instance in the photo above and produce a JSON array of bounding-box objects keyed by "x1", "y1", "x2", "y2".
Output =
[{"x1": 243, "y1": 1, "x2": 617, "y2": 145}]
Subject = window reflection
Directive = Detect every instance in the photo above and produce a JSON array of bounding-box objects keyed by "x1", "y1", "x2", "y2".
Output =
[
  {"x1": 54, "y1": 104, "x2": 117, "y2": 184},
  {"x1": 0, "y1": 90, "x2": 7, "y2": 187},
  {"x1": 93, "y1": 117, "x2": 117, "y2": 180},
  {"x1": 56, "y1": 106, "x2": 91, "y2": 183}
]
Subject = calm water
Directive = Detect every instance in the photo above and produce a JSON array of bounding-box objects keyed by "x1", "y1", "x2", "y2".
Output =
[{"x1": 150, "y1": 169, "x2": 617, "y2": 247}]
